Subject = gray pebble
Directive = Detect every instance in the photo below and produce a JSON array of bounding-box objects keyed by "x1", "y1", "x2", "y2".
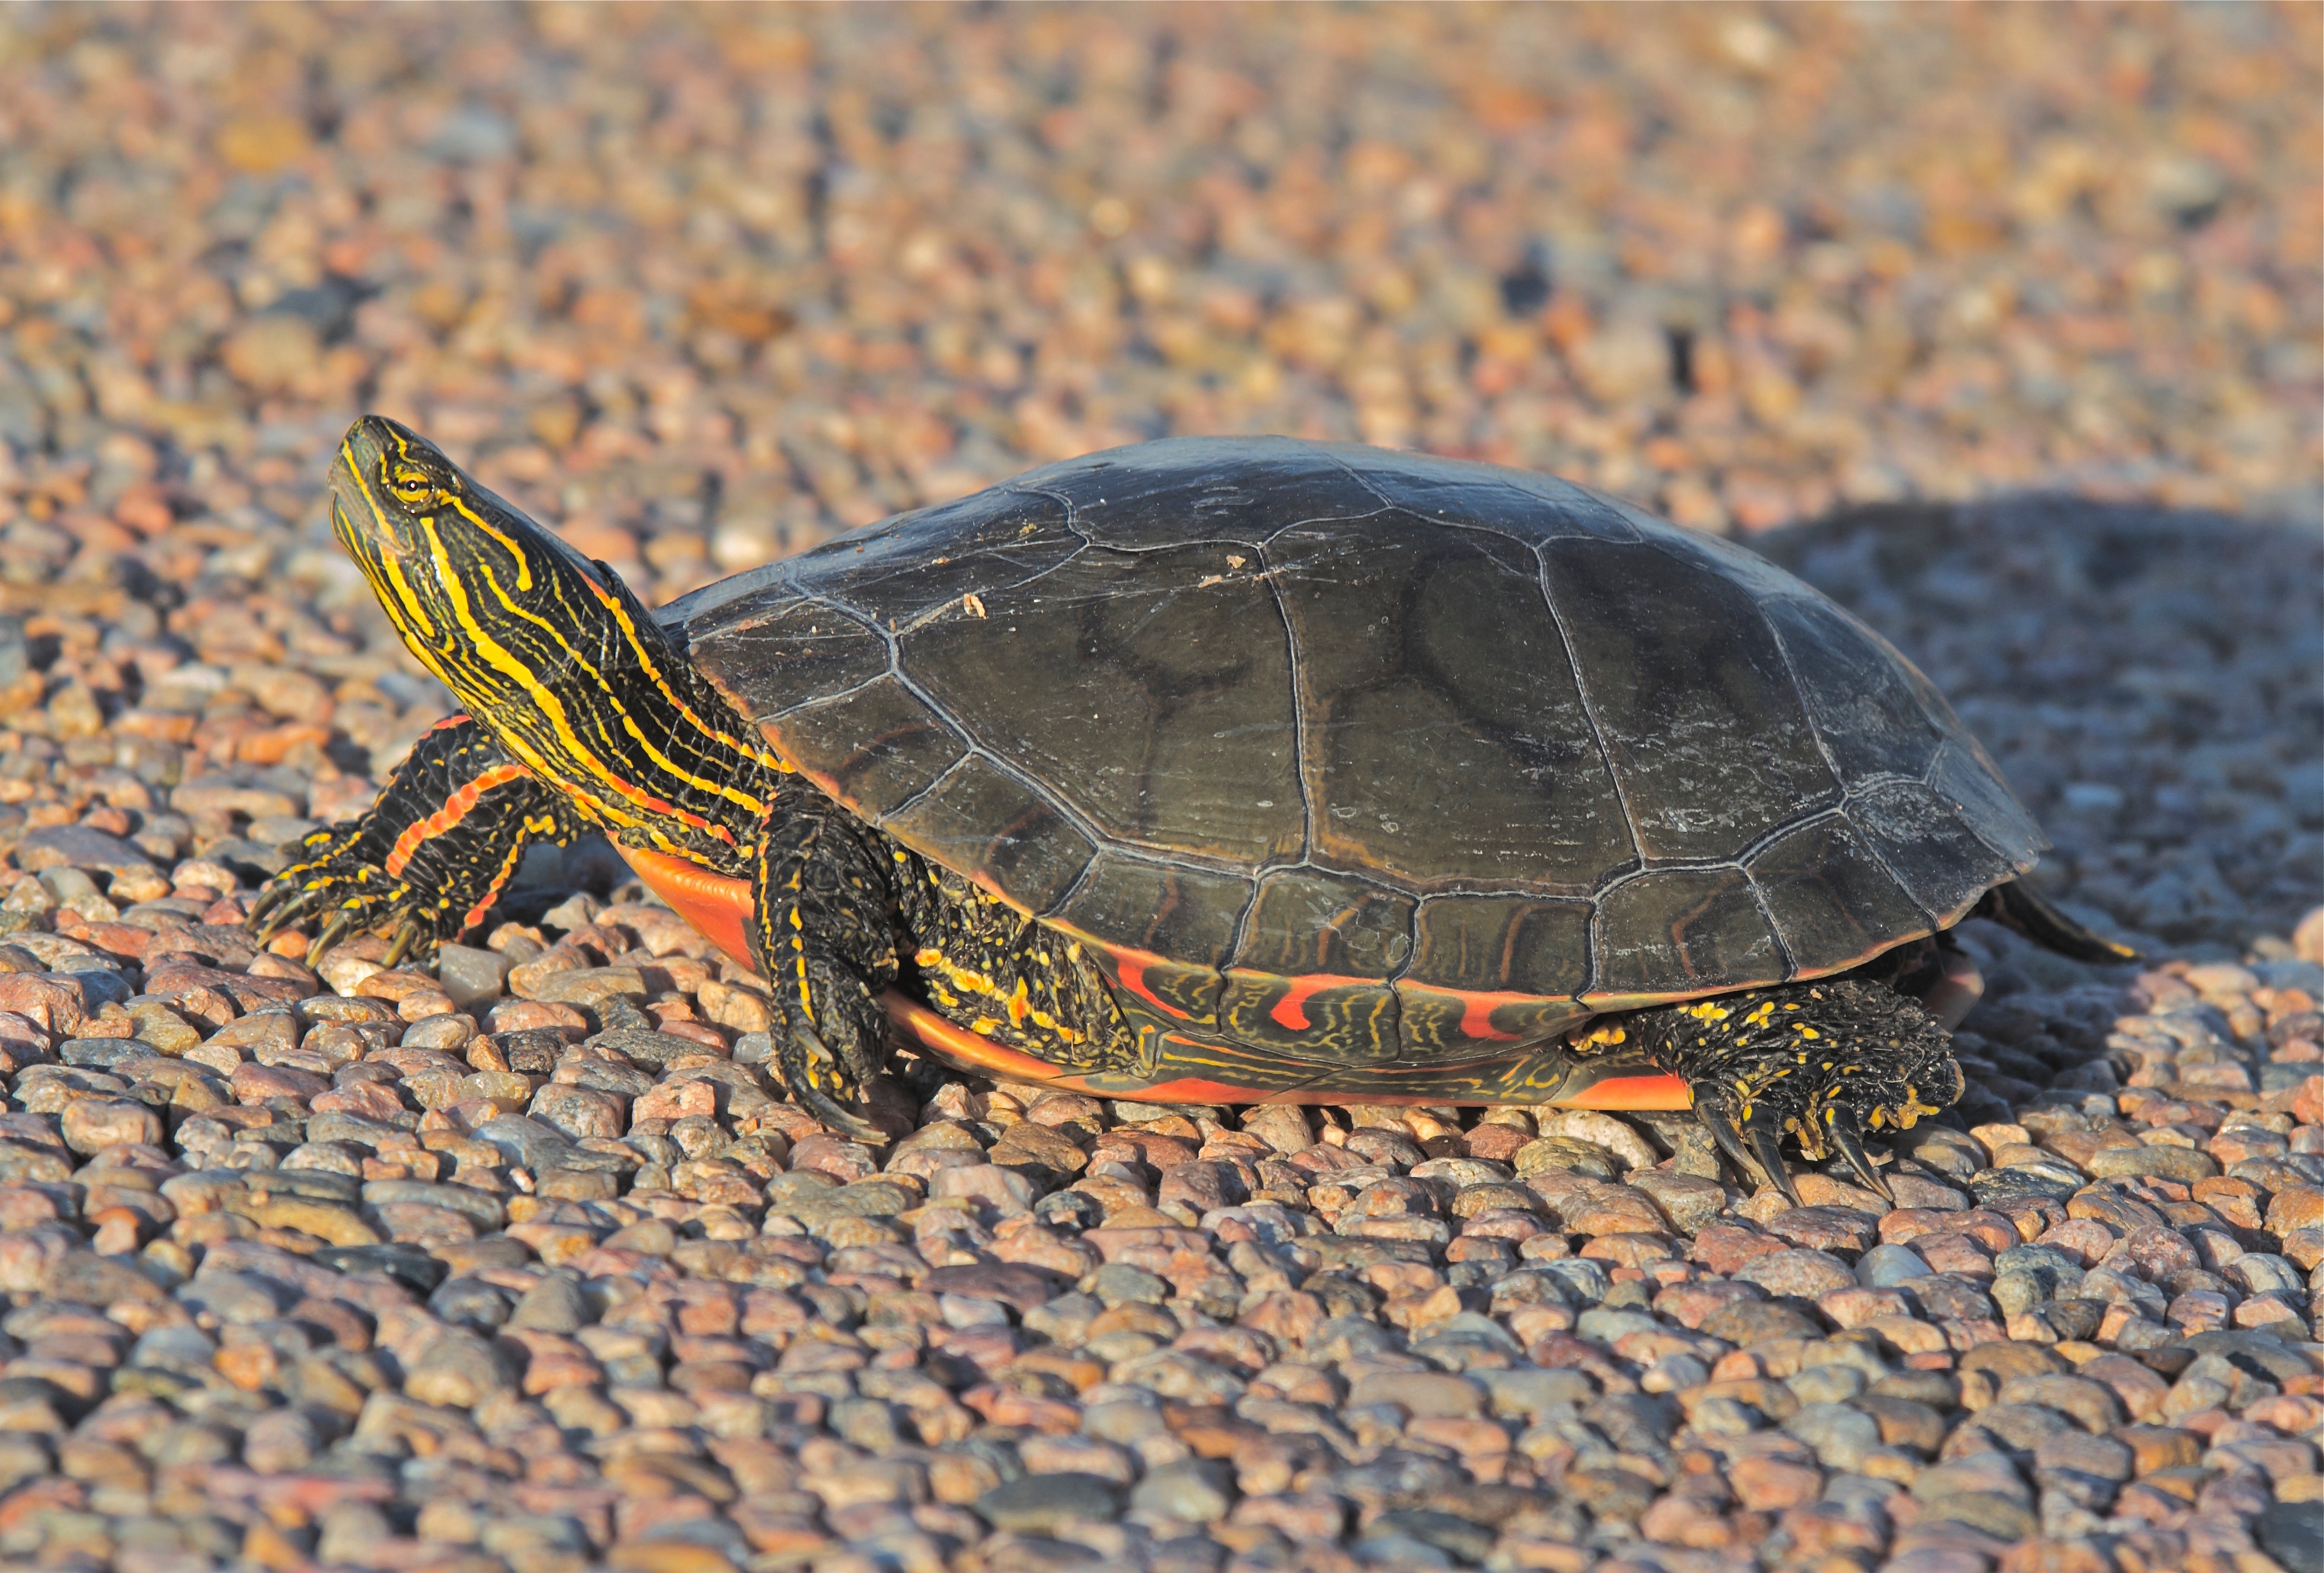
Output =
[
  {"x1": 433, "y1": 944, "x2": 508, "y2": 1010},
  {"x1": 1785, "y1": 1401, "x2": 1884, "y2": 1470},
  {"x1": 1856, "y1": 1242, "x2": 1932, "y2": 1286},
  {"x1": 1789, "y1": 1364, "x2": 1868, "y2": 1405},
  {"x1": 1735, "y1": 1248, "x2": 1857, "y2": 1299},
  {"x1": 509, "y1": 1273, "x2": 589, "y2": 1333},
  {"x1": 1131, "y1": 1459, "x2": 1238, "y2": 1522},
  {"x1": 1089, "y1": 1262, "x2": 1171, "y2": 1307},
  {"x1": 403, "y1": 1328, "x2": 517, "y2": 1407},
  {"x1": 977, "y1": 1472, "x2": 1122, "y2": 1532}
]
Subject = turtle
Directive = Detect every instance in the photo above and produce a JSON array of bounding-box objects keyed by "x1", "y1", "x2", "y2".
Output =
[{"x1": 251, "y1": 415, "x2": 2133, "y2": 1201}]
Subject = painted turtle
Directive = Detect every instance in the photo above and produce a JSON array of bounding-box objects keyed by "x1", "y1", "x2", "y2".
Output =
[{"x1": 254, "y1": 417, "x2": 2131, "y2": 1198}]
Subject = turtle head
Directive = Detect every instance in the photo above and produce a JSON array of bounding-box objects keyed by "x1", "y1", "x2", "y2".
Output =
[
  {"x1": 327, "y1": 407, "x2": 636, "y2": 733},
  {"x1": 327, "y1": 414, "x2": 596, "y2": 653},
  {"x1": 324, "y1": 414, "x2": 784, "y2": 865},
  {"x1": 328, "y1": 411, "x2": 649, "y2": 704}
]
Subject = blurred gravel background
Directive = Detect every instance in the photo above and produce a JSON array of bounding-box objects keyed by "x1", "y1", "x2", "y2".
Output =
[
  {"x1": 0, "y1": 8, "x2": 2318, "y2": 1573},
  {"x1": 0, "y1": 4, "x2": 2317, "y2": 585}
]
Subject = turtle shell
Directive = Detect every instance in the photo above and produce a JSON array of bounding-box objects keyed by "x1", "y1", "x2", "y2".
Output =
[{"x1": 669, "y1": 438, "x2": 2043, "y2": 1079}]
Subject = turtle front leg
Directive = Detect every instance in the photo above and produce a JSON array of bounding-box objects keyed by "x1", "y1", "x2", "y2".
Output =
[
  {"x1": 748, "y1": 808, "x2": 901, "y2": 1141},
  {"x1": 1627, "y1": 973, "x2": 1962, "y2": 1204},
  {"x1": 250, "y1": 717, "x2": 586, "y2": 965}
]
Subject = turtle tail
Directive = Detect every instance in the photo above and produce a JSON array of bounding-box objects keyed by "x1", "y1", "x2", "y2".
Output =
[{"x1": 1974, "y1": 879, "x2": 2140, "y2": 965}]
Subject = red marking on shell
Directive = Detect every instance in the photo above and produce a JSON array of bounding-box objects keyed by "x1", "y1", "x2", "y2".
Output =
[
  {"x1": 608, "y1": 849, "x2": 1697, "y2": 1113},
  {"x1": 1270, "y1": 973, "x2": 1333, "y2": 1033},
  {"x1": 886, "y1": 996, "x2": 1441, "y2": 1107},
  {"x1": 881, "y1": 997, "x2": 1669, "y2": 1110},
  {"x1": 1456, "y1": 994, "x2": 1527, "y2": 1042},
  {"x1": 1241, "y1": 971, "x2": 1391, "y2": 1035},
  {"x1": 427, "y1": 713, "x2": 475, "y2": 734},
  {"x1": 1113, "y1": 951, "x2": 1191, "y2": 1020},
  {"x1": 385, "y1": 763, "x2": 528, "y2": 878}
]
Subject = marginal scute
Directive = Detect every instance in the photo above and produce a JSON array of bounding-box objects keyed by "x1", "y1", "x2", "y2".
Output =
[
  {"x1": 1592, "y1": 866, "x2": 1784, "y2": 1000},
  {"x1": 1231, "y1": 867, "x2": 1416, "y2": 980},
  {"x1": 1047, "y1": 853, "x2": 1247, "y2": 968},
  {"x1": 1219, "y1": 969, "x2": 1403, "y2": 1061},
  {"x1": 1747, "y1": 815, "x2": 1931, "y2": 972},
  {"x1": 1405, "y1": 893, "x2": 1591, "y2": 999},
  {"x1": 878, "y1": 753, "x2": 1097, "y2": 917},
  {"x1": 1928, "y1": 739, "x2": 2045, "y2": 872},
  {"x1": 1395, "y1": 983, "x2": 1593, "y2": 1056},
  {"x1": 1102, "y1": 953, "x2": 1226, "y2": 1031},
  {"x1": 1847, "y1": 777, "x2": 2022, "y2": 925}
]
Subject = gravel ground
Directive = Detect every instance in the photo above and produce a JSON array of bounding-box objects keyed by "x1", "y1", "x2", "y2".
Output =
[{"x1": 0, "y1": 8, "x2": 2320, "y2": 1573}]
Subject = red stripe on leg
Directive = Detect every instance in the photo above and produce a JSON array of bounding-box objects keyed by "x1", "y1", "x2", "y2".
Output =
[
  {"x1": 384, "y1": 763, "x2": 530, "y2": 878},
  {"x1": 458, "y1": 831, "x2": 535, "y2": 934}
]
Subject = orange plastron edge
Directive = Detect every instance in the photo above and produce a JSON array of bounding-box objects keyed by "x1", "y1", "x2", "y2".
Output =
[{"x1": 613, "y1": 843, "x2": 1692, "y2": 1110}]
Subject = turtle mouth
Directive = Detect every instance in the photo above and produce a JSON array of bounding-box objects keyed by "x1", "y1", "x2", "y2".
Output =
[{"x1": 328, "y1": 415, "x2": 426, "y2": 567}]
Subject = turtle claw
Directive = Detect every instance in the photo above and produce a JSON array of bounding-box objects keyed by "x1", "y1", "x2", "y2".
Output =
[
  {"x1": 245, "y1": 882, "x2": 291, "y2": 933},
  {"x1": 306, "y1": 910, "x2": 361, "y2": 970},
  {"x1": 1748, "y1": 1121, "x2": 1800, "y2": 1205},
  {"x1": 1696, "y1": 1100, "x2": 1758, "y2": 1179},
  {"x1": 1828, "y1": 1115, "x2": 1893, "y2": 1203},
  {"x1": 248, "y1": 894, "x2": 309, "y2": 945},
  {"x1": 248, "y1": 878, "x2": 339, "y2": 944},
  {"x1": 1694, "y1": 1087, "x2": 1802, "y2": 1202},
  {"x1": 383, "y1": 919, "x2": 425, "y2": 969},
  {"x1": 777, "y1": 1019, "x2": 884, "y2": 1144}
]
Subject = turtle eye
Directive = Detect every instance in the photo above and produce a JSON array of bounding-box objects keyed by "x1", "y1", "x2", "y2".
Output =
[{"x1": 388, "y1": 468, "x2": 434, "y2": 507}]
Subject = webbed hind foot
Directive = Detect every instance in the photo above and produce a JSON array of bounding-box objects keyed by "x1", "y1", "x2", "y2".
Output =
[{"x1": 1630, "y1": 974, "x2": 1961, "y2": 1204}]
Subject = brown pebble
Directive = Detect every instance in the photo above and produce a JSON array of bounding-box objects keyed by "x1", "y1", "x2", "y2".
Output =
[{"x1": 1731, "y1": 1454, "x2": 1824, "y2": 1511}]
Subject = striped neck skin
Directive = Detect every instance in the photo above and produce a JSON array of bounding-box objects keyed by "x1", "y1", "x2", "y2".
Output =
[{"x1": 327, "y1": 413, "x2": 789, "y2": 874}]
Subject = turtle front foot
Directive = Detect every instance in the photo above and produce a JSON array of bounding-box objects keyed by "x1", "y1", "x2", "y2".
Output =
[
  {"x1": 1631, "y1": 975, "x2": 1962, "y2": 1204},
  {"x1": 248, "y1": 717, "x2": 580, "y2": 967},
  {"x1": 769, "y1": 975, "x2": 902, "y2": 1145},
  {"x1": 774, "y1": 1020, "x2": 886, "y2": 1142},
  {"x1": 248, "y1": 827, "x2": 448, "y2": 969}
]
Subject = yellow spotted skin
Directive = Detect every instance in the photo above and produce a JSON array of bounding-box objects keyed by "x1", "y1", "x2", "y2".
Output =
[
  {"x1": 897, "y1": 860, "x2": 1137, "y2": 1076},
  {"x1": 1628, "y1": 971, "x2": 1962, "y2": 1173}
]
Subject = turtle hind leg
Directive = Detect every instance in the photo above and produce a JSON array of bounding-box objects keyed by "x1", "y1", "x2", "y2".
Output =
[
  {"x1": 1629, "y1": 974, "x2": 1962, "y2": 1203},
  {"x1": 1976, "y1": 879, "x2": 2140, "y2": 965}
]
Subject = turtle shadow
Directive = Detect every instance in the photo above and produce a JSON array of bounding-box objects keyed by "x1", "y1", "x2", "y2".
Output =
[{"x1": 1754, "y1": 493, "x2": 2322, "y2": 955}]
